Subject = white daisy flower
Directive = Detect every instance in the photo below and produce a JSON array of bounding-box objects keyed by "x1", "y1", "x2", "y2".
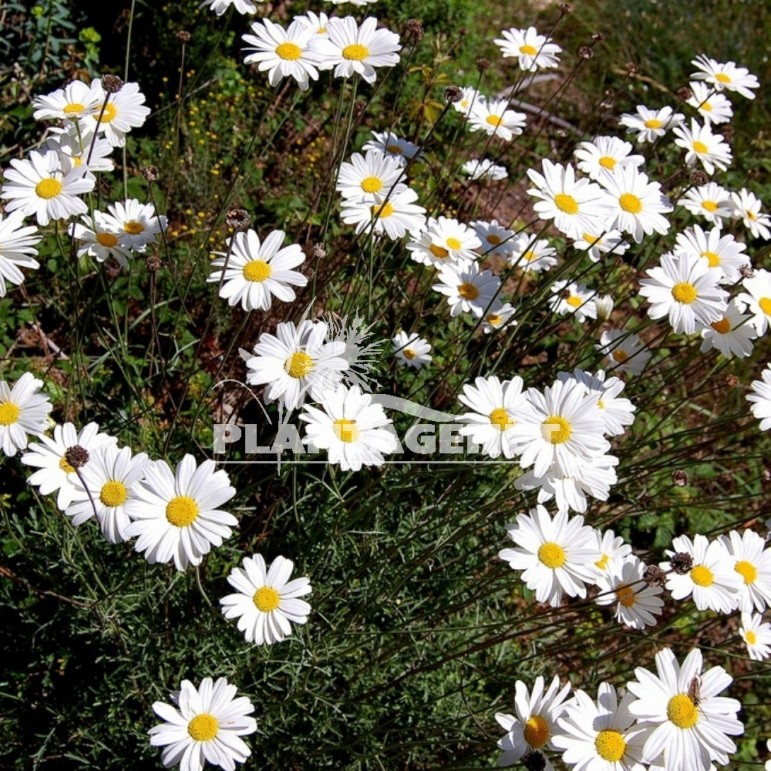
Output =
[
  {"x1": 548, "y1": 280, "x2": 597, "y2": 323},
  {"x1": 220, "y1": 553, "x2": 311, "y2": 645},
  {"x1": 300, "y1": 384, "x2": 398, "y2": 471},
  {"x1": 574, "y1": 135, "x2": 644, "y2": 182},
  {"x1": 362, "y1": 130, "x2": 423, "y2": 167},
  {"x1": 639, "y1": 251, "x2": 728, "y2": 335},
  {"x1": 406, "y1": 216, "x2": 481, "y2": 268},
  {"x1": 472, "y1": 219, "x2": 516, "y2": 260},
  {"x1": 627, "y1": 647, "x2": 743, "y2": 771},
  {"x1": 124, "y1": 455, "x2": 238, "y2": 571},
  {"x1": 557, "y1": 368, "x2": 636, "y2": 437},
  {"x1": 456, "y1": 375, "x2": 528, "y2": 459},
  {"x1": 20, "y1": 421, "x2": 117, "y2": 511},
  {"x1": 65, "y1": 444, "x2": 149, "y2": 543},
  {"x1": 0, "y1": 372, "x2": 52, "y2": 457},
  {"x1": 452, "y1": 86, "x2": 482, "y2": 115},
  {"x1": 467, "y1": 98, "x2": 527, "y2": 142},
  {"x1": 660, "y1": 533, "x2": 741, "y2": 614},
  {"x1": 730, "y1": 188, "x2": 771, "y2": 240},
  {"x1": 494, "y1": 26, "x2": 562, "y2": 71},
  {"x1": 341, "y1": 187, "x2": 426, "y2": 239},
  {"x1": 698, "y1": 299, "x2": 756, "y2": 359},
  {"x1": 32, "y1": 79, "x2": 101, "y2": 122},
  {"x1": 98, "y1": 198, "x2": 167, "y2": 252},
  {"x1": 595, "y1": 555, "x2": 664, "y2": 630},
  {"x1": 527, "y1": 159, "x2": 614, "y2": 240},
  {"x1": 392, "y1": 330, "x2": 431, "y2": 369},
  {"x1": 245, "y1": 319, "x2": 348, "y2": 411},
  {"x1": 431, "y1": 261, "x2": 501, "y2": 318},
  {"x1": 514, "y1": 455, "x2": 619, "y2": 515},
  {"x1": 678, "y1": 181, "x2": 733, "y2": 224},
  {"x1": 498, "y1": 505, "x2": 599, "y2": 606},
  {"x1": 200, "y1": 0, "x2": 257, "y2": 16},
  {"x1": 85, "y1": 78, "x2": 151, "y2": 147},
  {"x1": 691, "y1": 54, "x2": 760, "y2": 99},
  {"x1": 674, "y1": 224, "x2": 749, "y2": 284},
  {"x1": 44, "y1": 124, "x2": 115, "y2": 174},
  {"x1": 482, "y1": 302, "x2": 517, "y2": 334},
  {"x1": 747, "y1": 364, "x2": 771, "y2": 431},
  {"x1": 591, "y1": 528, "x2": 632, "y2": 575},
  {"x1": 553, "y1": 682, "x2": 648, "y2": 770},
  {"x1": 1, "y1": 149, "x2": 94, "y2": 226},
  {"x1": 619, "y1": 105, "x2": 685, "y2": 143},
  {"x1": 720, "y1": 529, "x2": 771, "y2": 612},
  {"x1": 295, "y1": 10, "x2": 330, "y2": 36},
  {"x1": 242, "y1": 18, "x2": 320, "y2": 91},
  {"x1": 596, "y1": 329, "x2": 651, "y2": 375},
  {"x1": 603, "y1": 165, "x2": 672, "y2": 242},
  {"x1": 516, "y1": 378, "x2": 610, "y2": 479},
  {"x1": 740, "y1": 612, "x2": 771, "y2": 661},
  {"x1": 149, "y1": 677, "x2": 257, "y2": 770},
  {"x1": 336, "y1": 149, "x2": 404, "y2": 202},
  {"x1": 508, "y1": 235, "x2": 558, "y2": 272},
  {"x1": 69, "y1": 213, "x2": 133, "y2": 267},
  {"x1": 0, "y1": 210, "x2": 41, "y2": 297},
  {"x1": 736, "y1": 269, "x2": 771, "y2": 335},
  {"x1": 673, "y1": 119, "x2": 732, "y2": 175},
  {"x1": 207, "y1": 229, "x2": 307, "y2": 312},
  {"x1": 495, "y1": 675, "x2": 572, "y2": 769},
  {"x1": 572, "y1": 229, "x2": 628, "y2": 263},
  {"x1": 462, "y1": 157, "x2": 508, "y2": 181},
  {"x1": 313, "y1": 16, "x2": 401, "y2": 85},
  {"x1": 687, "y1": 81, "x2": 733, "y2": 125}
]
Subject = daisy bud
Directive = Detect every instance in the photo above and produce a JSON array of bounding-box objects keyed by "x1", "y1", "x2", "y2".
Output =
[
  {"x1": 625, "y1": 61, "x2": 639, "y2": 75},
  {"x1": 100, "y1": 74, "x2": 123, "y2": 94},
  {"x1": 725, "y1": 374, "x2": 739, "y2": 387},
  {"x1": 670, "y1": 551, "x2": 693, "y2": 574},
  {"x1": 226, "y1": 207, "x2": 250, "y2": 232},
  {"x1": 672, "y1": 469, "x2": 689, "y2": 486},
  {"x1": 559, "y1": 3, "x2": 573, "y2": 14},
  {"x1": 404, "y1": 19, "x2": 424, "y2": 42},
  {"x1": 444, "y1": 85, "x2": 462, "y2": 103},
  {"x1": 146, "y1": 254, "x2": 161, "y2": 272},
  {"x1": 595, "y1": 294, "x2": 614, "y2": 320},
  {"x1": 592, "y1": 32, "x2": 604, "y2": 41},
  {"x1": 740, "y1": 264, "x2": 754, "y2": 280},
  {"x1": 578, "y1": 45, "x2": 594, "y2": 60},
  {"x1": 721, "y1": 124, "x2": 734, "y2": 142},
  {"x1": 141, "y1": 165, "x2": 159, "y2": 182},
  {"x1": 176, "y1": 30, "x2": 191, "y2": 43},
  {"x1": 476, "y1": 57, "x2": 491, "y2": 73},
  {"x1": 690, "y1": 170, "x2": 709, "y2": 186},
  {"x1": 64, "y1": 445, "x2": 90, "y2": 469}
]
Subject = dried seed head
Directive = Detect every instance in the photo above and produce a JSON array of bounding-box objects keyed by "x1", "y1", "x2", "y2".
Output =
[
  {"x1": 578, "y1": 45, "x2": 594, "y2": 60},
  {"x1": 690, "y1": 170, "x2": 709, "y2": 187},
  {"x1": 176, "y1": 30, "x2": 191, "y2": 43},
  {"x1": 404, "y1": 19, "x2": 424, "y2": 42},
  {"x1": 725, "y1": 374, "x2": 739, "y2": 388},
  {"x1": 670, "y1": 552, "x2": 693, "y2": 575},
  {"x1": 672, "y1": 469, "x2": 689, "y2": 487},
  {"x1": 558, "y1": 3, "x2": 573, "y2": 14},
  {"x1": 146, "y1": 253, "x2": 161, "y2": 272},
  {"x1": 444, "y1": 86, "x2": 462, "y2": 103},
  {"x1": 226, "y1": 207, "x2": 250, "y2": 232},
  {"x1": 600, "y1": 100, "x2": 614, "y2": 111},
  {"x1": 524, "y1": 751, "x2": 547, "y2": 771},
  {"x1": 64, "y1": 445, "x2": 90, "y2": 469},
  {"x1": 101, "y1": 74, "x2": 123, "y2": 94},
  {"x1": 643, "y1": 564, "x2": 667, "y2": 588},
  {"x1": 312, "y1": 242, "x2": 327, "y2": 260},
  {"x1": 592, "y1": 32, "x2": 604, "y2": 42},
  {"x1": 141, "y1": 165, "x2": 159, "y2": 182},
  {"x1": 720, "y1": 125, "x2": 734, "y2": 143},
  {"x1": 476, "y1": 57, "x2": 491, "y2": 74},
  {"x1": 677, "y1": 86, "x2": 694, "y2": 101},
  {"x1": 625, "y1": 61, "x2": 639, "y2": 75},
  {"x1": 740, "y1": 264, "x2": 755, "y2": 280}
]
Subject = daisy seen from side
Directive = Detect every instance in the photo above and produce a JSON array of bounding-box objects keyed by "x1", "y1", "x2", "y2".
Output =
[
  {"x1": 0, "y1": 372, "x2": 52, "y2": 457},
  {"x1": 619, "y1": 105, "x2": 684, "y2": 143},
  {"x1": 720, "y1": 529, "x2": 771, "y2": 612},
  {"x1": 673, "y1": 119, "x2": 732, "y2": 175},
  {"x1": 674, "y1": 224, "x2": 749, "y2": 284},
  {"x1": 494, "y1": 26, "x2": 562, "y2": 71},
  {"x1": 736, "y1": 269, "x2": 771, "y2": 335},
  {"x1": 698, "y1": 298, "x2": 756, "y2": 359},
  {"x1": 467, "y1": 98, "x2": 527, "y2": 142},
  {"x1": 0, "y1": 210, "x2": 41, "y2": 297},
  {"x1": 432, "y1": 262, "x2": 501, "y2": 318},
  {"x1": 740, "y1": 612, "x2": 771, "y2": 661},
  {"x1": 691, "y1": 54, "x2": 760, "y2": 99},
  {"x1": 747, "y1": 364, "x2": 771, "y2": 431},
  {"x1": 687, "y1": 81, "x2": 733, "y2": 125},
  {"x1": 730, "y1": 188, "x2": 771, "y2": 240},
  {"x1": 594, "y1": 555, "x2": 664, "y2": 630},
  {"x1": 596, "y1": 329, "x2": 651, "y2": 375},
  {"x1": 392, "y1": 330, "x2": 431, "y2": 369},
  {"x1": 679, "y1": 182, "x2": 733, "y2": 225},
  {"x1": 341, "y1": 187, "x2": 426, "y2": 240}
]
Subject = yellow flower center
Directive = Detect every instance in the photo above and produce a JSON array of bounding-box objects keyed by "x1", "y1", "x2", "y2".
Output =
[
  {"x1": 701, "y1": 101, "x2": 713, "y2": 112},
  {"x1": 458, "y1": 282, "x2": 479, "y2": 300},
  {"x1": 63, "y1": 102, "x2": 85, "y2": 114},
  {"x1": 123, "y1": 220, "x2": 145, "y2": 235},
  {"x1": 611, "y1": 348, "x2": 629, "y2": 363},
  {"x1": 97, "y1": 232, "x2": 119, "y2": 247},
  {"x1": 582, "y1": 232, "x2": 600, "y2": 245},
  {"x1": 666, "y1": 693, "x2": 699, "y2": 729},
  {"x1": 690, "y1": 564, "x2": 714, "y2": 587},
  {"x1": 619, "y1": 193, "x2": 642, "y2": 213},
  {"x1": 446, "y1": 237, "x2": 462, "y2": 250},
  {"x1": 541, "y1": 415, "x2": 572, "y2": 444},
  {"x1": 372, "y1": 201, "x2": 394, "y2": 219},
  {"x1": 701, "y1": 250, "x2": 720, "y2": 267},
  {"x1": 671, "y1": 282, "x2": 697, "y2": 304},
  {"x1": 595, "y1": 730, "x2": 626, "y2": 762},
  {"x1": 758, "y1": 297, "x2": 771, "y2": 315},
  {"x1": 276, "y1": 42, "x2": 302, "y2": 60},
  {"x1": 286, "y1": 351, "x2": 314, "y2": 379},
  {"x1": 489, "y1": 408, "x2": 513, "y2": 431},
  {"x1": 715, "y1": 72, "x2": 731, "y2": 84},
  {"x1": 519, "y1": 44, "x2": 538, "y2": 56},
  {"x1": 165, "y1": 495, "x2": 200, "y2": 527},
  {"x1": 72, "y1": 156, "x2": 84, "y2": 167},
  {"x1": 486, "y1": 234, "x2": 502, "y2": 245},
  {"x1": 566, "y1": 295, "x2": 584, "y2": 308},
  {"x1": 253, "y1": 585, "x2": 280, "y2": 612},
  {"x1": 537, "y1": 542, "x2": 566, "y2": 569},
  {"x1": 429, "y1": 243, "x2": 449, "y2": 259},
  {"x1": 35, "y1": 178, "x2": 63, "y2": 200},
  {"x1": 360, "y1": 176, "x2": 383, "y2": 194},
  {"x1": 101, "y1": 102, "x2": 117, "y2": 123},
  {"x1": 0, "y1": 401, "x2": 20, "y2": 426},
  {"x1": 386, "y1": 144, "x2": 402, "y2": 155},
  {"x1": 486, "y1": 115, "x2": 502, "y2": 127},
  {"x1": 333, "y1": 418, "x2": 359, "y2": 443},
  {"x1": 710, "y1": 317, "x2": 731, "y2": 334},
  {"x1": 342, "y1": 43, "x2": 369, "y2": 61},
  {"x1": 735, "y1": 560, "x2": 757, "y2": 584},
  {"x1": 595, "y1": 554, "x2": 610, "y2": 570},
  {"x1": 523, "y1": 714, "x2": 550, "y2": 748},
  {"x1": 523, "y1": 250, "x2": 537, "y2": 262},
  {"x1": 701, "y1": 200, "x2": 718, "y2": 212},
  {"x1": 598, "y1": 155, "x2": 617, "y2": 170},
  {"x1": 243, "y1": 259, "x2": 272, "y2": 282},
  {"x1": 644, "y1": 118, "x2": 663, "y2": 129},
  {"x1": 100, "y1": 480, "x2": 128, "y2": 507},
  {"x1": 615, "y1": 584, "x2": 636, "y2": 607},
  {"x1": 188, "y1": 713, "x2": 219, "y2": 742},
  {"x1": 554, "y1": 193, "x2": 579, "y2": 215},
  {"x1": 692, "y1": 140, "x2": 709, "y2": 154},
  {"x1": 59, "y1": 456, "x2": 76, "y2": 474},
  {"x1": 403, "y1": 348, "x2": 416, "y2": 360},
  {"x1": 745, "y1": 629, "x2": 757, "y2": 645}
]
